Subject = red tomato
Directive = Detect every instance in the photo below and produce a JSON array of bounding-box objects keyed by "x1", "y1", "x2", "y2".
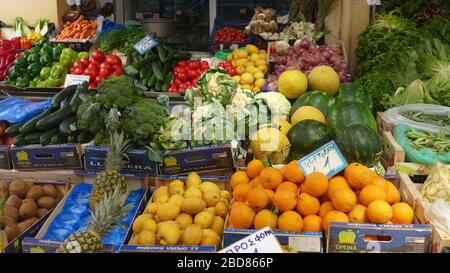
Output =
[
  {"x1": 73, "y1": 60, "x2": 87, "y2": 69},
  {"x1": 168, "y1": 85, "x2": 177, "y2": 93},
  {"x1": 99, "y1": 68, "x2": 112, "y2": 77},
  {"x1": 73, "y1": 67, "x2": 84, "y2": 75},
  {"x1": 178, "y1": 60, "x2": 189, "y2": 67},
  {"x1": 84, "y1": 67, "x2": 99, "y2": 79},
  {"x1": 113, "y1": 70, "x2": 122, "y2": 76},
  {"x1": 88, "y1": 83, "x2": 98, "y2": 90},
  {"x1": 92, "y1": 50, "x2": 106, "y2": 63},
  {"x1": 187, "y1": 70, "x2": 197, "y2": 80},
  {"x1": 95, "y1": 75, "x2": 107, "y2": 84},
  {"x1": 112, "y1": 65, "x2": 123, "y2": 73},
  {"x1": 179, "y1": 83, "x2": 188, "y2": 90},
  {"x1": 105, "y1": 55, "x2": 122, "y2": 66},
  {"x1": 99, "y1": 62, "x2": 112, "y2": 71},
  {"x1": 227, "y1": 67, "x2": 237, "y2": 76},
  {"x1": 188, "y1": 62, "x2": 199, "y2": 70},
  {"x1": 174, "y1": 78, "x2": 182, "y2": 87},
  {"x1": 177, "y1": 72, "x2": 188, "y2": 82},
  {"x1": 79, "y1": 57, "x2": 90, "y2": 67}
]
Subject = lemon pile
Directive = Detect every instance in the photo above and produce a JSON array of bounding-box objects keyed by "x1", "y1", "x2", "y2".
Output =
[
  {"x1": 130, "y1": 172, "x2": 231, "y2": 247},
  {"x1": 228, "y1": 44, "x2": 268, "y2": 93}
]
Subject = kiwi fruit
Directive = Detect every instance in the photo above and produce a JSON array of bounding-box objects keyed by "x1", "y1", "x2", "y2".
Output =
[
  {"x1": 22, "y1": 198, "x2": 35, "y2": 204},
  {"x1": 5, "y1": 223, "x2": 21, "y2": 242},
  {"x1": 19, "y1": 201, "x2": 37, "y2": 219},
  {"x1": 5, "y1": 195, "x2": 22, "y2": 208},
  {"x1": 26, "y1": 185, "x2": 45, "y2": 201},
  {"x1": 43, "y1": 184, "x2": 57, "y2": 198},
  {"x1": 36, "y1": 208, "x2": 49, "y2": 218},
  {"x1": 37, "y1": 196, "x2": 56, "y2": 210},
  {"x1": 3, "y1": 206, "x2": 19, "y2": 221},
  {"x1": 9, "y1": 180, "x2": 28, "y2": 198},
  {"x1": 22, "y1": 180, "x2": 34, "y2": 191},
  {"x1": 1, "y1": 215, "x2": 15, "y2": 229},
  {"x1": 17, "y1": 217, "x2": 38, "y2": 233}
]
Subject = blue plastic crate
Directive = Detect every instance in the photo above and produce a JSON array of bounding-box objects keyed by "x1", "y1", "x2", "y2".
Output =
[{"x1": 208, "y1": 18, "x2": 251, "y2": 53}]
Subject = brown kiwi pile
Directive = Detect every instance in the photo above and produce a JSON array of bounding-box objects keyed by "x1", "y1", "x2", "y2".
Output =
[{"x1": 0, "y1": 179, "x2": 63, "y2": 243}]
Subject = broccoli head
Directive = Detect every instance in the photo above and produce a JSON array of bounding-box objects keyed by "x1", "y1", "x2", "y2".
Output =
[{"x1": 96, "y1": 75, "x2": 140, "y2": 110}]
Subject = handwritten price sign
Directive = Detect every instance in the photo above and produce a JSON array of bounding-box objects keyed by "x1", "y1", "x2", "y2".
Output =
[
  {"x1": 64, "y1": 74, "x2": 90, "y2": 88},
  {"x1": 133, "y1": 35, "x2": 158, "y2": 55},
  {"x1": 297, "y1": 140, "x2": 348, "y2": 178},
  {"x1": 219, "y1": 227, "x2": 283, "y2": 253}
]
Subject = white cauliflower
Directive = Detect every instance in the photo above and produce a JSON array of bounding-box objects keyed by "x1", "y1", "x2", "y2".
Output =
[{"x1": 227, "y1": 88, "x2": 254, "y2": 118}]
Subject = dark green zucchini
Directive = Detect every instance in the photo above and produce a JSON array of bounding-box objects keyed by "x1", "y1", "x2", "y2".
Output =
[
  {"x1": 152, "y1": 62, "x2": 163, "y2": 81},
  {"x1": 51, "y1": 85, "x2": 77, "y2": 108},
  {"x1": 50, "y1": 133, "x2": 66, "y2": 144},
  {"x1": 147, "y1": 75, "x2": 157, "y2": 88},
  {"x1": 20, "y1": 107, "x2": 54, "y2": 134},
  {"x1": 59, "y1": 116, "x2": 78, "y2": 136},
  {"x1": 36, "y1": 106, "x2": 72, "y2": 131},
  {"x1": 12, "y1": 134, "x2": 26, "y2": 146},
  {"x1": 40, "y1": 128, "x2": 59, "y2": 145},
  {"x1": 5, "y1": 123, "x2": 22, "y2": 137},
  {"x1": 69, "y1": 82, "x2": 89, "y2": 112},
  {"x1": 24, "y1": 131, "x2": 42, "y2": 144},
  {"x1": 77, "y1": 131, "x2": 93, "y2": 144}
]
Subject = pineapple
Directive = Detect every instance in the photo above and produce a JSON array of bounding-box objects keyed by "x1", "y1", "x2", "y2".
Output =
[
  {"x1": 57, "y1": 185, "x2": 132, "y2": 253},
  {"x1": 89, "y1": 131, "x2": 131, "y2": 211}
]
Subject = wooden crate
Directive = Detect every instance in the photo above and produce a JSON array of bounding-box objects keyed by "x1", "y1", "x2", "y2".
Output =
[
  {"x1": 376, "y1": 112, "x2": 395, "y2": 135},
  {"x1": 399, "y1": 172, "x2": 450, "y2": 253}
]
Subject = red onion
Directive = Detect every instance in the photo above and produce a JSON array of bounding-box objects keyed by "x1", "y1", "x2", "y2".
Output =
[
  {"x1": 301, "y1": 39, "x2": 310, "y2": 49},
  {"x1": 322, "y1": 51, "x2": 331, "y2": 60},
  {"x1": 285, "y1": 47, "x2": 294, "y2": 56}
]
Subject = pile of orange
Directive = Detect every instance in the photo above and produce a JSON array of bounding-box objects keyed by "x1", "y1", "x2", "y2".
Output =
[{"x1": 228, "y1": 160, "x2": 414, "y2": 233}]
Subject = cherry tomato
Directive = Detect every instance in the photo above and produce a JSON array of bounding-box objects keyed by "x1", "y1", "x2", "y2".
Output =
[
  {"x1": 113, "y1": 70, "x2": 122, "y2": 76},
  {"x1": 73, "y1": 60, "x2": 87, "y2": 69},
  {"x1": 179, "y1": 83, "x2": 188, "y2": 91},
  {"x1": 178, "y1": 60, "x2": 189, "y2": 67},
  {"x1": 92, "y1": 50, "x2": 106, "y2": 63},
  {"x1": 188, "y1": 62, "x2": 198, "y2": 70}
]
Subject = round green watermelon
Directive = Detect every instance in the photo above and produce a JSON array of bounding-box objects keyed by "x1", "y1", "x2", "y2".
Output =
[
  {"x1": 327, "y1": 101, "x2": 377, "y2": 136},
  {"x1": 335, "y1": 82, "x2": 373, "y2": 111},
  {"x1": 335, "y1": 124, "x2": 382, "y2": 167},
  {"x1": 289, "y1": 90, "x2": 334, "y2": 119},
  {"x1": 287, "y1": 119, "x2": 333, "y2": 160}
]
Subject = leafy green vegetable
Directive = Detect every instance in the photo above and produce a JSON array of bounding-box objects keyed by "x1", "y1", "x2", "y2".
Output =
[
  {"x1": 419, "y1": 16, "x2": 450, "y2": 44},
  {"x1": 389, "y1": 79, "x2": 438, "y2": 108},
  {"x1": 96, "y1": 75, "x2": 141, "y2": 110},
  {"x1": 355, "y1": 71, "x2": 395, "y2": 114},
  {"x1": 99, "y1": 28, "x2": 146, "y2": 54}
]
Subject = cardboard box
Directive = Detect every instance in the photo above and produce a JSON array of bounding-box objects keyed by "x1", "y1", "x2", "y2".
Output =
[
  {"x1": 120, "y1": 175, "x2": 230, "y2": 253},
  {"x1": 0, "y1": 170, "x2": 75, "y2": 253},
  {"x1": 159, "y1": 143, "x2": 236, "y2": 175},
  {"x1": 83, "y1": 145, "x2": 158, "y2": 175},
  {"x1": 399, "y1": 173, "x2": 450, "y2": 253},
  {"x1": 21, "y1": 174, "x2": 149, "y2": 253},
  {"x1": 10, "y1": 144, "x2": 83, "y2": 171},
  {"x1": 0, "y1": 145, "x2": 11, "y2": 170}
]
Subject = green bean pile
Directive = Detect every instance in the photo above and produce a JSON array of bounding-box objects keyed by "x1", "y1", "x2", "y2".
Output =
[
  {"x1": 407, "y1": 129, "x2": 450, "y2": 154},
  {"x1": 402, "y1": 111, "x2": 450, "y2": 129}
]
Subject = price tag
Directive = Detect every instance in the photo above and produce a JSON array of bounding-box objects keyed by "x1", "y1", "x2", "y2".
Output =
[
  {"x1": 64, "y1": 74, "x2": 90, "y2": 87},
  {"x1": 219, "y1": 227, "x2": 283, "y2": 253},
  {"x1": 366, "y1": 0, "x2": 381, "y2": 5},
  {"x1": 133, "y1": 35, "x2": 158, "y2": 55},
  {"x1": 297, "y1": 140, "x2": 348, "y2": 178}
]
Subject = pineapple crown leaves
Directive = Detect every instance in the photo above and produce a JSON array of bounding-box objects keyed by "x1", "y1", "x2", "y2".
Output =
[
  {"x1": 105, "y1": 131, "x2": 132, "y2": 171},
  {"x1": 88, "y1": 184, "x2": 133, "y2": 237},
  {"x1": 105, "y1": 107, "x2": 122, "y2": 133}
]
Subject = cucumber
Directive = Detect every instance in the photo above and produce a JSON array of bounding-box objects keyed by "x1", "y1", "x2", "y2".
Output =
[
  {"x1": 161, "y1": 83, "x2": 169, "y2": 92},
  {"x1": 164, "y1": 72, "x2": 173, "y2": 85},
  {"x1": 20, "y1": 107, "x2": 54, "y2": 134},
  {"x1": 142, "y1": 76, "x2": 149, "y2": 87},
  {"x1": 36, "y1": 106, "x2": 72, "y2": 131},
  {"x1": 156, "y1": 44, "x2": 167, "y2": 63},
  {"x1": 147, "y1": 75, "x2": 156, "y2": 88},
  {"x1": 70, "y1": 82, "x2": 89, "y2": 112},
  {"x1": 59, "y1": 116, "x2": 78, "y2": 136},
  {"x1": 162, "y1": 62, "x2": 171, "y2": 75},
  {"x1": 40, "y1": 128, "x2": 59, "y2": 145},
  {"x1": 24, "y1": 132, "x2": 42, "y2": 144},
  {"x1": 51, "y1": 133, "x2": 66, "y2": 144},
  {"x1": 5, "y1": 123, "x2": 22, "y2": 137},
  {"x1": 139, "y1": 67, "x2": 146, "y2": 79},
  {"x1": 51, "y1": 85, "x2": 77, "y2": 108},
  {"x1": 152, "y1": 62, "x2": 163, "y2": 81},
  {"x1": 13, "y1": 134, "x2": 26, "y2": 146},
  {"x1": 155, "y1": 81, "x2": 162, "y2": 92},
  {"x1": 77, "y1": 131, "x2": 93, "y2": 144}
]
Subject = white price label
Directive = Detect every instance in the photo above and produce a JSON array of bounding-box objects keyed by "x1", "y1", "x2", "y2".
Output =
[
  {"x1": 219, "y1": 227, "x2": 283, "y2": 253},
  {"x1": 366, "y1": 0, "x2": 381, "y2": 5},
  {"x1": 133, "y1": 35, "x2": 158, "y2": 55},
  {"x1": 64, "y1": 74, "x2": 90, "y2": 87},
  {"x1": 297, "y1": 140, "x2": 348, "y2": 178}
]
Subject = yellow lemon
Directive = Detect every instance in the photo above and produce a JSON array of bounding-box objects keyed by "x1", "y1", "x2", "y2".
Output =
[
  {"x1": 237, "y1": 50, "x2": 248, "y2": 59},
  {"x1": 235, "y1": 58, "x2": 247, "y2": 67},
  {"x1": 145, "y1": 202, "x2": 159, "y2": 214},
  {"x1": 246, "y1": 66, "x2": 257, "y2": 75},
  {"x1": 242, "y1": 84, "x2": 253, "y2": 91},
  {"x1": 254, "y1": 71, "x2": 265, "y2": 80},
  {"x1": 259, "y1": 51, "x2": 267, "y2": 60},
  {"x1": 132, "y1": 214, "x2": 154, "y2": 234},
  {"x1": 250, "y1": 53, "x2": 260, "y2": 62},
  {"x1": 259, "y1": 49, "x2": 267, "y2": 55},
  {"x1": 241, "y1": 73, "x2": 254, "y2": 85},
  {"x1": 255, "y1": 78, "x2": 266, "y2": 89},
  {"x1": 252, "y1": 86, "x2": 261, "y2": 93},
  {"x1": 232, "y1": 75, "x2": 241, "y2": 83},
  {"x1": 291, "y1": 106, "x2": 326, "y2": 126},
  {"x1": 255, "y1": 59, "x2": 267, "y2": 67},
  {"x1": 227, "y1": 53, "x2": 233, "y2": 62},
  {"x1": 257, "y1": 65, "x2": 268, "y2": 74},
  {"x1": 246, "y1": 44, "x2": 259, "y2": 54},
  {"x1": 245, "y1": 61, "x2": 256, "y2": 68},
  {"x1": 142, "y1": 219, "x2": 158, "y2": 233},
  {"x1": 236, "y1": 65, "x2": 245, "y2": 75}
]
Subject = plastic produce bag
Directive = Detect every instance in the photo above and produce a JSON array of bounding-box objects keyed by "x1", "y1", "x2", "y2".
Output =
[
  {"x1": 0, "y1": 97, "x2": 52, "y2": 125},
  {"x1": 382, "y1": 104, "x2": 450, "y2": 133},
  {"x1": 394, "y1": 124, "x2": 450, "y2": 164},
  {"x1": 424, "y1": 199, "x2": 450, "y2": 234}
]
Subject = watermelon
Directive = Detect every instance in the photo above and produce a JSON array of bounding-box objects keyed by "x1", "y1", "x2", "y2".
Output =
[
  {"x1": 335, "y1": 124, "x2": 382, "y2": 167},
  {"x1": 327, "y1": 101, "x2": 377, "y2": 136},
  {"x1": 287, "y1": 120, "x2": 333, "y2": 160},
  {"x1": 289, "y1": 90, "x2": 334, "y2": 119},
  {"x1": 335, "y1": 82, "x2": 373, "y2": 111}
]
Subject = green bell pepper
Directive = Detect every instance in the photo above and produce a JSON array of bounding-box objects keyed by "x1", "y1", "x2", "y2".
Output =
[
  {"x1": 14, "y1": 57, "x2": 28, "y2": 68},
  {"x1": 22, "y1": 51, "x2": 31, "y2": 59},
  {"x1": 36, "y1": 38, "x2": 48, "y2": 47},
  {"x1": 16, "y1": 77, "x2": 30, "y2": 88},
  {"x1": 46, "y1": 78, "x2": 61, "y2": 88},
  {"x1": 8, "y1": 67, "x2": 19, "y2": 79},
  {"x1": 36, "y1": 80, "x2": 48, "y2": 88},
  {"x1": 50, "y1": 63, "x2": 66, "y2": 79},
  {"x1": 28, "y1": 63, "x2": 42, "y2": 77},
  {"x1": 52, "y1": 47, "x2": 63, "y2": 61},
  {"x1": 40, "y1": 67, "x2": 52, "y2": 80},
  {"x1": 27, "y1": 54, "x2": 40, "y2": 64},
  {"x1": 40, "y1": 44, "x2": 53, "y2": 56},
  {"x1": 29, "y1": 80, "x2": 37, "y2": 88},
  {"x1": 40, "y1": 53, "x2": 53, "y2": 67}
]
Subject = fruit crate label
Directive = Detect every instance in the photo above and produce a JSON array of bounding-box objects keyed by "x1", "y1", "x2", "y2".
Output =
[
  {"x1": 219, "y1": 227, "x2": 283, "y2": 253},
  {"x1": 134, "y1": 35, "x2": 158, "y2": 55},
  {"x1": 64, "y1": 74, "x2": 90, "y2": 88},
  {"x1": 297, "y1": 140, "x2": 348, "y2": 178}
]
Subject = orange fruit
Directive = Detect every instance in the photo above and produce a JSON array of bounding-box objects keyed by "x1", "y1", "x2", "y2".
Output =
[
  {"x1": 331, "y1": 188, "x2": 356, "y2": 213},
  {"x1": 386, "y1": 221, "x2": 393, "y2": 225},
  {"x1": 278, "y1": 211, "x2": 303, "y2": 232},
  {"x1": 359, "y1": 184, "x2": 388, "y2": 206},
  {"x1": 249, "y1": 176, "x2": 261, "y2": 188},
  {"x1": 254, "y1": 209, "x2": 278, "y2": 230},
  {"x1": 303, "y1": 172, "x2": 328, "y2": 197},
  {"x1": 386, "y1": 182, "x2": 401, "y2": 205},
  {"x1": 299, "y1": 182, "x2": 307, "y2": 193},
  {"x1": 346, "y1": 164, "x2": 377, "y2": 190},
  {"x1": 259, "y1": 167, "x2": 283, "y2": 190},
  {"x1": 347, "y1": 204, "x2": 368, "y2": 223},
  {"x1": 281, "y1": 160, "x2": 305, "y2": 184},
  {"x1": 230, "y1": 171, "x2": 250, "y2": 189},
  {"x1": 302, "y1": 215, "x2": 323, "y2": 232},
  {"x1": 233, "y1": 183, "x2": 252, "y2": 202},
  {"x1": 367, "y1": 200, "x2": 393, "y2": 224},
  {"x1": 370, "y1": 176, "x2": 389, "y2": 192},
  {"x1": 265, "y1": 189, "x2": 274, "y2": 205},
  {"x1": 319, "y1": 201, "x2": 334, "y2": 219},
  {"x1": 276, "y1": 181, "x2": 299, "y2": 194},
  {"x1": 230, "y1": 201, "x2": 246, "y2": 210},
  {"x1": 296, "y1": 193, "x2": 320, "y2": 217},
  {"x1": 246, "y1": 159, "x2": 265, "y2": 179},
  {"x1": 247, "y1": 186, "x2": 269, "y2": 211},
  {"x1": 272, "y1": 190, "x2": 297, "y2": 212},
  {"x1": 391, "y1": 202, "x2": 414, "y2": 224},
  {"x1": 327, "y1": 176, "x2": 350, "y2": 199},
  {"x1": 229, "y1": 204, "x2": 255, "y2": 229},
  {"x1": 322, "y1": 210, "x2": 349, "y2": 232}
]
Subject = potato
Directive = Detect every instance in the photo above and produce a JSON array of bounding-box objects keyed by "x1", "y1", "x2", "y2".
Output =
[
  {"x1": 19, "y1": 201, "x2": 37, "y2": 219},
  {"x1": 17, "y1": 217, "x2": 38, "y2": 234},
  {"x1": 5, "y1": 223, "x2": 21, "y2": 242},
  {"x1": 21, "y1": 179, "x2": 34, "y2": 191},
  {"x1": 37, "y1": 196, "x2": 56, "y2": 210},
  {"x1": 22, "y1": 198, "x2": 35, "y2": 204},
  {"x1": 9, "y1": 180, "x2": 28, "y2": 198},
  {"x1": 36, "y1": 208, "x2": 49, "y2": 218},
  {"x1": 3, "y1": 206, "x2": 19, "y2": 221},
  {"x1": 26, "y1": 185, "x2": 45, "y2": 201},
  {"x1": 5, "y1": 195, "x2": 22, "y2": 208},
  {"x1": 1, "y1": 216, "x2": 15, "y2": 229},
  {"x1": 43, "y1": 184, "x2": 57, "y2": 198}
]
